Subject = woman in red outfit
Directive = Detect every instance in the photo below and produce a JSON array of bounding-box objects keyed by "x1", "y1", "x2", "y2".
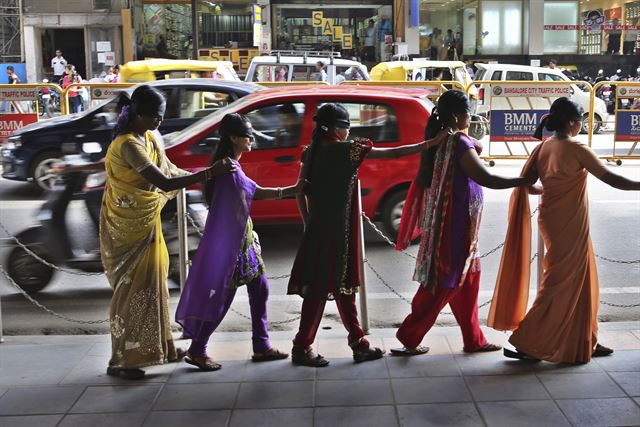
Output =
[{"x1": 393, "y1": 90, "x2": 535, "y2": 355}]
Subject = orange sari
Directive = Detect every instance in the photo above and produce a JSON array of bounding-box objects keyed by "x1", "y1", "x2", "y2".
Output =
[{"x1": 488, "y1": 138, "x2": 607, "y2": 363}]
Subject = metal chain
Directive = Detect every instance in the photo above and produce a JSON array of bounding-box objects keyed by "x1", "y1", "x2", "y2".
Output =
[
  {"x1": 0, "y1": 263, "x2": 109, "y2": 324},
  {"x1": 599, "y1": 301, "x2": 640, "y2": 308},
  {"x1": 595, "y1": 254, "x2": 640, "y2": 264},
  {"x1": 186, "y1": 212, "x2": 204, "y2": 238},
  {"x1": 0, "y1": 220, "x2": 103, "y2": 276}
]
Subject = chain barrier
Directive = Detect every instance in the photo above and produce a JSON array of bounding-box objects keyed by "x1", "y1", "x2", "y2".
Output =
[
  {"x1": 0, "y1": 263, "x2": 109, "y2": 324},
  {"x1": 0, "y1": 220, "x2": 103, "y2": 277}
]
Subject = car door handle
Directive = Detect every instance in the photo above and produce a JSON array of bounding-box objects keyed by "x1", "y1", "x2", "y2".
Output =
[{"x1": 274, "y1": 155, "x2": 297, "y2": 163}]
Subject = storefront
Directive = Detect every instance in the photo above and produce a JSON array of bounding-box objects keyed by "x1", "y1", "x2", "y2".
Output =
[
  {"x1": 543, "y1": 0, "x2": 640, "y2": 56},
  {"x1": 131, "y1": 0, "x2": 262, "y2": 72},
  {"x1": 270, "y1": 1, "x2": 394, "y2": 62}
]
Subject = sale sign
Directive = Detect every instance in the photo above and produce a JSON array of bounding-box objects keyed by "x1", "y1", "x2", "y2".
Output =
[
  {"x1": 0, "y1": 113, "x2": 38, "y2": 142},
  {"x1": 490, "y1": 110, "x2": 551, "y2": 142},
  {"x1": 615, "y1": 111, "x2": 640, "y2": 142}
]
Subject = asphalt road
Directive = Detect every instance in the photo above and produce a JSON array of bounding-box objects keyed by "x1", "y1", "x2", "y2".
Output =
[{"x1": 0, "y1": 132, "x2": 638, "y2": 335}]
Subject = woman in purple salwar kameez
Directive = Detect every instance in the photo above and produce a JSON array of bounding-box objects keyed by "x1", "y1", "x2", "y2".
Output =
[{"x1": 176, "y1": 113, "x2": 302, "y2": 371}]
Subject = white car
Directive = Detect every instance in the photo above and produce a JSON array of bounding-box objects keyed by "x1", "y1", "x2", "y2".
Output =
[
  {"x1": 474, "y1": 63, "x2": 609, "y2": 133},
  {"x1": 245, "y1": 52, "x2": 370, "y2": 85}
]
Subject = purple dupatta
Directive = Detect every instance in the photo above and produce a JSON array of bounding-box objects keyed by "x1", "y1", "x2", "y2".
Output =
[{"x1": 175, "y1": 160, "x2": 256, "y2": 338}]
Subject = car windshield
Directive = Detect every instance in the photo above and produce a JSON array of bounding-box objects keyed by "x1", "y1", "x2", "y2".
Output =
[{"x1": 163, "y1": 95, "x2": 257, "y2": 149}]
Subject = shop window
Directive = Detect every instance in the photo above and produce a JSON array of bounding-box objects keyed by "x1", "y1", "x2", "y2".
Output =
[
  {"x1": 337, "y1": 103, "x2": 399, "y2": 142},
  {"x1": 539, "y1": 73, "x2": 564, "y2": 82},
  {"x1": 245, "y1": 103, "x2": 305, "y2": 149},
  {"x1": 480, "y1": 0, "x2": 524, "y2": 55},
  {"x1": 543, "y1": 1, "x2": 579, "y2": 54},
  {"x1": 173, "y1": 89, "x2": 234, "y2": 120},
  {"x1": 505, "y1": 71, "x2": 533, "y2": 81}
]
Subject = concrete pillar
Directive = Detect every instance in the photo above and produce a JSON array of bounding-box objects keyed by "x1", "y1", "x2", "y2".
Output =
[
  {"x1": 528, "y1": 0, "x2": 544, "y2": 56},
  {"x1": 23, "y1": 26, "x2": 42, "y2": 83}
]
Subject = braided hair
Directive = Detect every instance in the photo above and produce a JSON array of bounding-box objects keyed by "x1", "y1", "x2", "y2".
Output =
[{"x1": 417, "y1": 90, "x2": 471, "y2": 187}]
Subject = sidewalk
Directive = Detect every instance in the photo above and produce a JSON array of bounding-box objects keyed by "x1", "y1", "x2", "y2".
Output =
[{"x1": 0, "y1": 322, "x2": 639, "y2": 427}]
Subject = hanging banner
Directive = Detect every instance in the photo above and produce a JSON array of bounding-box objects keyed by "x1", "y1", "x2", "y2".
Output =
[
  {"x1": 343, "y1": 34, "x2": 354, "y2": 49},
  {"x1": 312, "y1": 11, "x2": 323, "y2": 28},
  {"x1": 490, "y1": 110, "x2": 551, "y2": 142},
  {"x1": 332, "y1": 26, "x2": 343, "y2": 42},
  {"x1": 615, "y1": 111, "x2": 640, "y2": 142}
]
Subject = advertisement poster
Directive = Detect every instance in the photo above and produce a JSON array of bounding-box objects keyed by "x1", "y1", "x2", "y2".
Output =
[
  {"x1": 490, "y1": 110, "x2": 551, "y2": 142},
  {"x1": 615, "y1": 111, "x2": 640, "y2": 142},
  {"x1": 0, "y1": 113, "x2": 38, "y2": 142}
]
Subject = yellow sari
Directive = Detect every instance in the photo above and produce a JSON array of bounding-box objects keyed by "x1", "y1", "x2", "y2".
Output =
[{"x1": 100, "y1": 131, "x2": 185, "y2": 369}]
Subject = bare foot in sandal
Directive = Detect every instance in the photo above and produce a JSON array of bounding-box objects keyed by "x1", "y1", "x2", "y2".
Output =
[
  {"x1": 184, "y1": 352, "x2": 222, "y2": 371},
  {"x1": 390, "y1": 346, "x2": 430, "y2": 356},
  {"x1": 464, "y1": 343, "x2": 502, "y2": 353},
  {"x1": 252, "y1": 348, "x2": 289, "y2": 362}
]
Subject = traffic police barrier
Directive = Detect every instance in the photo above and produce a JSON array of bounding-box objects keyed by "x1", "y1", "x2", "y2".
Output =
[
  {"x1": 256, "y1": 81, "x2": 330, "y2": 87},
  {"x1": 466, "y1": 80, "x2": 594, "y2": 165},
  {"x1": 590, "y1": 81, "x2": 640, "y2": 165},
  {"x1": 60, "y1": 82, "x2": 134, "y2": 116},
  {"x1": 338, "y1": 80, "x2": 467, "y2": 99},
  {"x1": 0, "y1": 83, "x2": 63, "y2": 142}
]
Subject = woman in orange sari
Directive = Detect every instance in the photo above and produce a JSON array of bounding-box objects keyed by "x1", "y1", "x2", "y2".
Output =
[{"x1": 489, "y1": 97, "x2": 640, "y2": 364}]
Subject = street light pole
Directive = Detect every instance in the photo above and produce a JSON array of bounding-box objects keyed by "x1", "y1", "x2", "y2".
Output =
[{"x1": 191, "y1": 0, "x2": 199, "y2": 60}]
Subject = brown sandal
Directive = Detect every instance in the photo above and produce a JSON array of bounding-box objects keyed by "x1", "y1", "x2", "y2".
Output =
[
  {"x1": 184, "y1": 352, "x2": 222, "y2": 371},
  {"x1": 390, "y1": 346, "x2": 430, "y2": 356},
  {"x1": 252, "y1": 348, "x2": 289, "y2": 362},
  {"x1": 291, "y1": 347, "x2": 329, "y2": 367},
  {"x1": 464, "y1": 343, "x2": 502, "y2": 353},
  {"x1": 353, "y1": 346, "x2": 385, "y2": 363},
  {"x1": 592, "y1": 343, "x2": 614, "y2": 357}
]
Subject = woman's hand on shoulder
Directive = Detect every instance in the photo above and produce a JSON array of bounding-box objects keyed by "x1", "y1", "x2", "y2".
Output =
[
  {"x1": 209, "y1": 157, "x2": 237, "y2": 178},
  {"x1": 422, "y1": 127, "x2": 452, "y2": 150}
]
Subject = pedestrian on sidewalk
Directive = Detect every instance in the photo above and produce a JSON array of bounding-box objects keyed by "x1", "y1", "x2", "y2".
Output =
[
  {"x1": 288, "y1": 103, "x2": 449, "y2": 367},
  {"x1": 392, "y1": 90, "x2": 535, "y2": 356},
  {"x1": 61, "y1": 64, "x2": 83, "y2": 113},
  {"x1": 101, "y1": 85, "x2": 235, "y2": 380},
  {"x1": 175, "y1": 113, "x2": 300, "y2": 371},
  {"x1": 489, "y1": 97, "x2": 640, "y2": 364}
]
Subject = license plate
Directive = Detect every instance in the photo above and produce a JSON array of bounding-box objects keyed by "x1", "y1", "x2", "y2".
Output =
[{"x1": 42, "y1": 94, "x2": 51, "y2": 99}]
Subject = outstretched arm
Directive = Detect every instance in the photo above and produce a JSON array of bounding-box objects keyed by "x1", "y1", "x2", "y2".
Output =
[
  {"x1": 578, "y1": 144, "x2": 640, "y2": 191},
  {"x1": 254, "y1": 180, "x2": 305, "y2": 200},
  {"x1": 597, "y1": 171, "x2": 640, "y2": 191},
  {"x1": 366, "y1": 129, "x2": 451, "y2": 160},
  {"x1": 459, "y1": 148, "x2": 535, "y2": 189},
  {"x1": 138, "y1": 158, "x2": 236, "y2": 192}
]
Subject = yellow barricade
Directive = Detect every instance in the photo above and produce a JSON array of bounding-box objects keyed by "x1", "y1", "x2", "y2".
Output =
[
  {"x1": 0, "y1": 83, "x2": 63, "y2": 141},
  {"x1": 590, "y1": 81, "x2": 639, "y2": 165},
  {"x1": 61, "y1": 83, "x2": 134, "y2": 116},
  {"x1": 466, "y1": 80, "x2": 594, "y2": 164},
  {"x1": 257, "y1": 81, "x2": 330, "y2": 87}
]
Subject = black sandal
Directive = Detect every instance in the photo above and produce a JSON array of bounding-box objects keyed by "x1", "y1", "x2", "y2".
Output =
[
  {"x1": 106, "y1": 367, "x2": 146, "y2": 380},
  {"x1": 592, "y1": 343, "x2": 614, "y2": 357},
  {"x1": 353, "y1": 346, "x2": 385, "y2": 363},
  {"x1": 503, "y1": 348, "x2": 540, "y2": 362},
  {"x1": 291, "y1": 347, "x2": 329, "y2": 367}
]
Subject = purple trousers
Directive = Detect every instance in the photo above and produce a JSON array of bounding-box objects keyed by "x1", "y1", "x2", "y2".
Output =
[{"x1": 188, "y1": 273, "x2": 271, "y2": 356}]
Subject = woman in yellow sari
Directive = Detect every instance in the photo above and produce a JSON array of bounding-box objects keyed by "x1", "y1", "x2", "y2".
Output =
[
  {"x1": 489, "y1": 98, "x2": 640, "y2": 364},
  {"x1": 101, "y1": 85, "x2": 234, "y2": 379}
]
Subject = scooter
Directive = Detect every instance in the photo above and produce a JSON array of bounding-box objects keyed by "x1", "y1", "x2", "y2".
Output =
[
  {"x1": 468, "y1": 113, "x2": 489, "y2": 140},
  {"x1": 6, "y1": 156, "x2": 206, "y2": 294}
]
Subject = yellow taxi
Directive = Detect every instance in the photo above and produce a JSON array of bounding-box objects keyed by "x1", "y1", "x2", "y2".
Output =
[{"x1": 119, "y1": 59, "x2": 239, "y2": 83}]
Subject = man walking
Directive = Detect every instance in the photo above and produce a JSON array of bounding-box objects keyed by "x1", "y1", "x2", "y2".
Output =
[{"x1": 51, "y1": 49, "x2": 67, "y2": 85}]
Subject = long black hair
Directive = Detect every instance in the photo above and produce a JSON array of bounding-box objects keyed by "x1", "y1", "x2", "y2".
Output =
[
  {"x1": 417, "y1": 90, "x2": 471, "y2": 187},
  {"x1": 302, "y1": 103, "x2": 351, "y2": 195},
  {"x1": 111, "y1": 84, "x2": 166, "y2": 139},
  {"x1": 533, "y1": 97, "x2": 583, "y2": 140},
  {"x1": 204, "y1": 113, "x2": 251, "y2": 206}
]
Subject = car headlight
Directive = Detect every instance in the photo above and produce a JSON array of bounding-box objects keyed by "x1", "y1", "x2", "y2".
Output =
[{"x1": 6, "y1": 136, "x2": 21, "y2": 149}]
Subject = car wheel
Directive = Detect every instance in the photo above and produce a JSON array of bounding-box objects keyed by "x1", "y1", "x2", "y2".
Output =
[
  {"x1": 7, "y1": 244, "x2": 55, "y2": 294},
  {"x1": 581, "y1": 114, "x2": 601, "y2": 135},
  {"x1": 30, "y1": 151, "x2": 62, "y2": 191},
  {"x1": 381, "y1": 189, "x2": 408, "y2": 240}
]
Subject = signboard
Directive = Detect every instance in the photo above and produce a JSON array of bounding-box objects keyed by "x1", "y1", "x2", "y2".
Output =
[
  {"x1": 332, "y1": 26, "x2": 343, "y2": 42},
  {"x1": 104, "y1": 52, "x2": 116, "y2": 66},
  {"x1": 490, "y1": 110, "x2": 551, "y2": 142},
  {"x1": 491, "y1": 85, "x2": 571, "y2": 97},
  {"x1": 198, "y1": 48, "x2": 260, "y2": 72},
  {"x1": 91, "y1": 87, "x2": 123, "y2": 100},
  {"x1": 0, "y1": 87, "x2": 38, "y2": 101},
  {"x1": 617, "y1": 86, "x2": 640, "y2": 97},
  {"x1": 615, "y1": 111, "x2": 640, "y2": 142},
  {"x1": 0, "y1": 113, "x2": 38, "y2": 142},
  {"x1": 312, "y1": 11, "x2": 323, "y2": 28},
  {"x1": 321, "y1": 19, "x2": 334, "y2": 36},
  {"x1": 343, "y1": 34, "x2": 353, "y2": 49}
]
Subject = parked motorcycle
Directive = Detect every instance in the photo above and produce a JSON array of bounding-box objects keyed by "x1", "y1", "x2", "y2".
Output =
[{"x1": 468, "y1": 113, "x2": 489, "y2": 140}]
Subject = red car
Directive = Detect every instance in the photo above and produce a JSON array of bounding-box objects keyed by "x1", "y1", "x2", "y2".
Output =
[{"x1": 165, "y1": 86, "x2": 434, "y2": 237}]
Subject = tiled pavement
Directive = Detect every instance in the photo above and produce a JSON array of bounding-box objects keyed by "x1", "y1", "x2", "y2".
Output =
[{"x1": 0, "y1": 323, "x2": 639, "y2": 427}]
